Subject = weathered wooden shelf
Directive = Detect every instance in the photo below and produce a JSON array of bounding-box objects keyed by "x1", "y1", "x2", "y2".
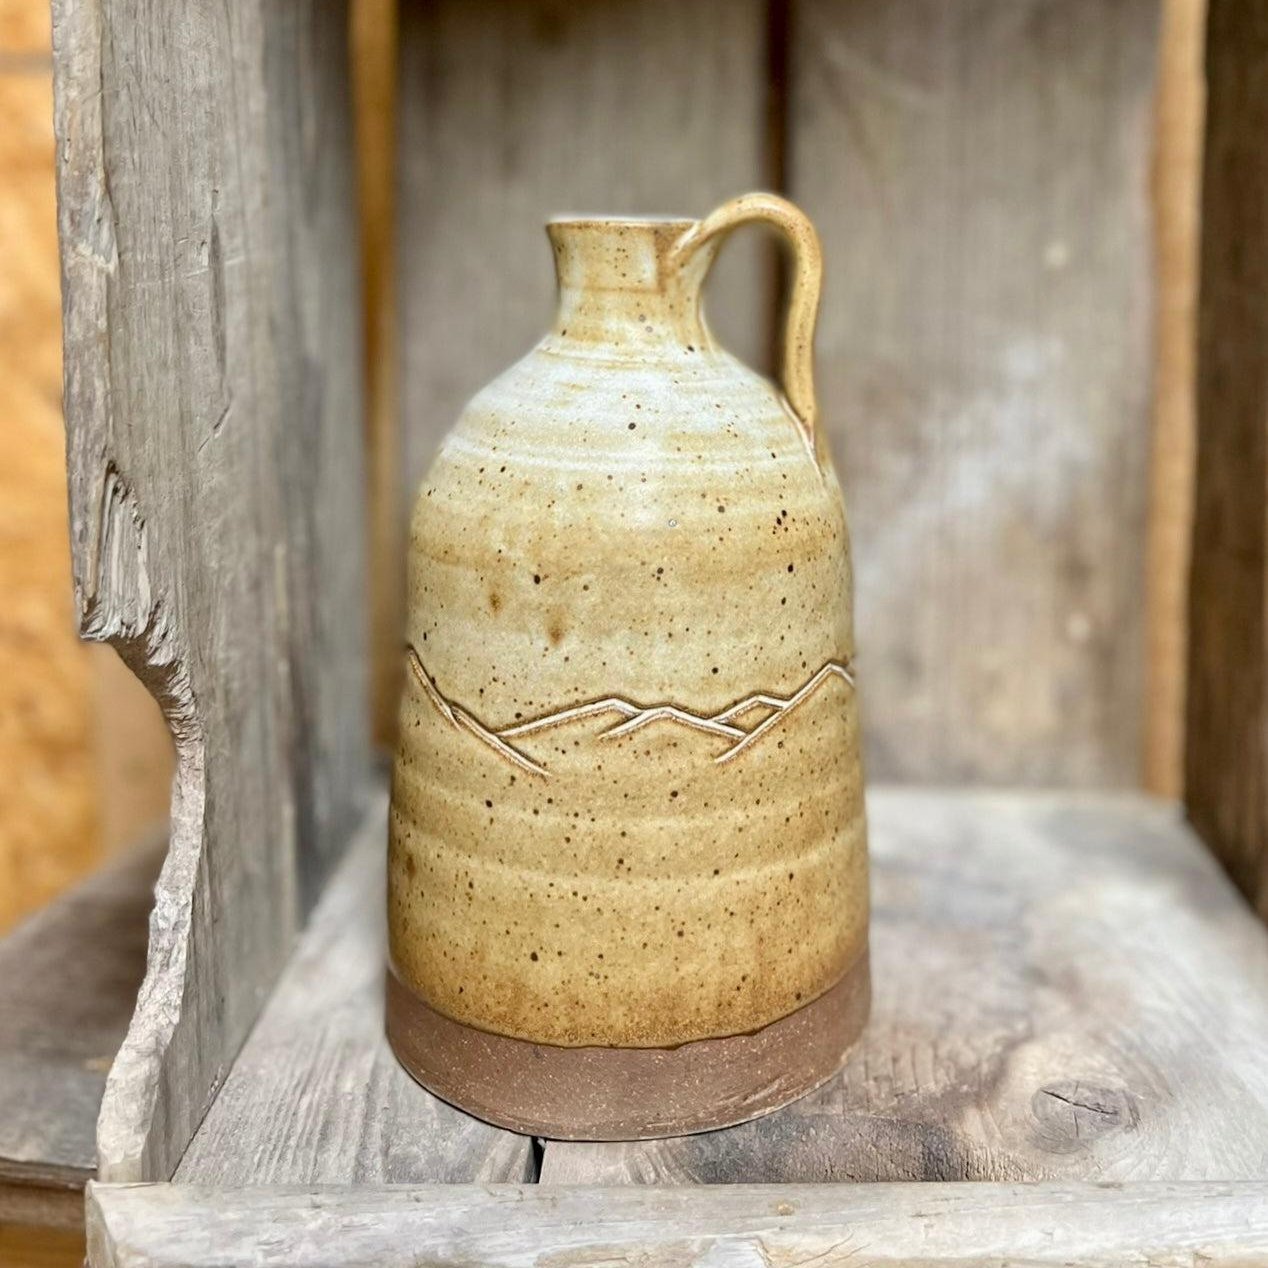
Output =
[
  {"x1": 86, "y1": 1180, "x2": 1268, "y2": 1268},
  {"x1": 544, "y1": 786, "x2": 1268, "y2": 1185},
  {"x1": 172, "y1": 801, "x2": 533, "y2": 1188},
  {"x1": 83, "y1": 787, "x2": 1268, "y2": 1263},
  {"x1": 0, "y1": 836, "x2": 161, "y2": 1230}
]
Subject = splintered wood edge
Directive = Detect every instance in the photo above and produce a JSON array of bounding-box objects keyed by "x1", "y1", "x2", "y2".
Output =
[
  {"x1": 91, "y1": 800, "x2": 387, "y2": 1185},
  {"x1": 52, "y1": 0, "x2": 201, "y2": 1185},
  {"x1": 53, "y1": 0, "x2": 372, "y2": 1183},
  {"x1": 85, "y1": 1181, "x2": 1268, "y2": 1268},
  {"x1": 0, "y1": 832, "x2": 164, "y2": 1199}
]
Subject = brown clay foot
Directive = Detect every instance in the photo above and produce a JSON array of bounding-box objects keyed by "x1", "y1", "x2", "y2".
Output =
[{"x1": 385, "y1": 949, "x2": 870, "y2": 1140}]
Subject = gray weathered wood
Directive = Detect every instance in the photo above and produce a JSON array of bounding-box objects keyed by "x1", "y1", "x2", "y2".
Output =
[
  {"x1": 543, "y1": 788, "x2": 1268, "y2": 1183},
  {"x1": 53, "y1": 0, "x2": 371, "y2": 1182},
  {"x1": 398, "y1": 0, "x2": 774, "y2": 492},
  {"x1": 175, "y1": 796, "x2": 533, "y2": 1186},
  {"x1": 85, "y1": 1180, "x2": 1268, "y2": 1268},
  {"x1": 0, "y1": 837, "x2": 160, "y2": 1224},
  {"x1": 792, "y1": 1, "x2": 1159, "y2": 783},
  {"x1": 1186, "y1": 0, "x2": 1268, "y2": 921}
]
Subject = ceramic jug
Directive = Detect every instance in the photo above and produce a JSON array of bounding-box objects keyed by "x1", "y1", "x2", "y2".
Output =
[{"x1": 388, "y1": 193, "x2": 869, "y2": 1139}]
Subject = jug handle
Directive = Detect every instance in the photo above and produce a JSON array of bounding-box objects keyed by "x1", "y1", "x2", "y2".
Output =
[{"x1": 670, "y1": 192, "x2": 823, "y2": 458}]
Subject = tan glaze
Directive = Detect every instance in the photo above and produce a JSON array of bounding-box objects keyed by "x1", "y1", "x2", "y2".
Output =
[{"x1": 389, "y1": 193, "x2": 869, "y2": 1135}]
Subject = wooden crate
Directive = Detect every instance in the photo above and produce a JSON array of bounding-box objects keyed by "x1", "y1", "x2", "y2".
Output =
[{"x1": 11, "y1": 0, "x2": 1268, "y2": 1261}]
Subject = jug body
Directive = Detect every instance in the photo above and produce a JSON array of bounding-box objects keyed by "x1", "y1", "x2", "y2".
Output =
[{"x1": 388, "y1": 198, "x2": 869, "y2": 1138}]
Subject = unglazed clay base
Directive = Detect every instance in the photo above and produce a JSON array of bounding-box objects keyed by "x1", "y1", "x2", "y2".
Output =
[{"x1": 386, "y1": 950, "x2": 870, "y2": 1140}]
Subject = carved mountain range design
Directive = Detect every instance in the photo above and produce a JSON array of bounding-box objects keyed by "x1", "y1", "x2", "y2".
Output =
[{"x1": 405, "y1": 646, "x2": 854, "y2": 779}]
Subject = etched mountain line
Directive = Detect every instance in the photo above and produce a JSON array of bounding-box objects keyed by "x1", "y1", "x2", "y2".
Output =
[
  {"x1": 601, "y1": 705, "x2": 747, "y2": 742},
  {"x1": 405, "y1": 645, "x2": 855, "y2": 777},
  {"x1": 500, "y1": 697, "x2": 639, "y2": 738},
  {"x1": 713, "y1": 694, "x2": 788, "y2": 723},
  {"x1": 714, "y1": 660, "x2": 854, "y2": 764},
  {"x1": 406, "y1": 649, "x2": 548, "y2": 777}
]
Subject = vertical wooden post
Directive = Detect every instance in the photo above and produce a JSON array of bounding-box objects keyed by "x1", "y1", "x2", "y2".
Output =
[
  {"x1": 53, "y1": 0, "x2": 372, "y2": 1181},
  {"x1": 352, "y1": 0, "x2": 403, "y2": 748},
  {"x1": 1187, "y1": 0, "x2": 1268, "y2": 915},
  {"x1": 1145, "y1": 0, "x2": 1206, "y2": 798}
]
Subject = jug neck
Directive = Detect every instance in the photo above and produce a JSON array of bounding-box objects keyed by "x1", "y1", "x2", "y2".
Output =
[{"x1": 546, "y1": 218, "x2": 716, "y2": 352}]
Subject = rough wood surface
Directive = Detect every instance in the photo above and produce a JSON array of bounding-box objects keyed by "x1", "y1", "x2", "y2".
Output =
[
  {"x1": 543, "y1": 789, "x2": 1268, "y2": 1183},
  {"x1": 397, "y1": 0, "x2": 773, "y2": 493},
  {"x1": 791, "y1": 1, "x2": 1159, "y2": 784},
  {"x1": 0, "y1": 837, "x2": 160, "y2": 1215},
  {"x1": 176, "y1": 797, "x2": 533, "y2": 1186},
  {"x1": 85, "y1": 1180, "x2": 1268, "y2": 1268},
  {"x1": 52, "y1": 0, "x2": 371, "y2": 1182},
  {"x1": 1187, "y1": 0, "x2": 1268, "y2": 920}
]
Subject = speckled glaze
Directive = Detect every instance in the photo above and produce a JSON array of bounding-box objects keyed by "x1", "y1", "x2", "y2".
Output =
[{"x1": 388, "y1": 194, "x2": 869, "y2": 1135}]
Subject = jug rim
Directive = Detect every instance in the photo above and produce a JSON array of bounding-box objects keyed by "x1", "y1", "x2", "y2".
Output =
[{"x1": 546, "y1": 214, "x2": 695, "y2": 229}]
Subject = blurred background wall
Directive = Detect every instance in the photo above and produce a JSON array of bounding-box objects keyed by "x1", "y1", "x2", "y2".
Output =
[
  {"x1": 0, "y1": 0, "x2": 1206, "y2": 934},
  {"x1": 0, "y1": 0, "x2": 171, "y2": 936}
]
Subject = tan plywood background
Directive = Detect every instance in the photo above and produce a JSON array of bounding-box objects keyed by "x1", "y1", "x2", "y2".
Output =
[{"x1": 0, "y1": 0, "x2": 171, "y2": 941}]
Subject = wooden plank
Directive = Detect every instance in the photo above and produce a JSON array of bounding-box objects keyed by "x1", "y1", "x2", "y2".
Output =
[
  {"x1": 397, "y1": 0, "x2": 773, "y2": 492},
  {"x1": 52, "y1": 0, "x2": 372, "y2": 1182},
  {"x1": 543, "y1": 788, "x2": 1268, "y2": 1183},
  {"x1": 1186, "y1": 0, "x2": 1268, "y2": 919},
  {"x1": 175, "y1": 796, "x2": 534, "y2": 1186},
  {"x1": 0, "y1": 836, "x2": 160, "y2": 1203},
  {"x1": 85, "y1": 1180, "x2": 1268, "y2": 1268},
  {"x1": 790, "y1": 1, "x2": 1159, "y2": 784},
  {"x1": 1144, "y1": 0, "x2": 1206, "y2": 797}
]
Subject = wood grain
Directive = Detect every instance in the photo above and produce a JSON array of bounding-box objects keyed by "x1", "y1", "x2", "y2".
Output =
[
  {"x1": 52, "y1": 0, "x2": 372, "y2": 1182},
  {"x1": 175, "y1": 796, "x2": 534, "y2": 1186},
  {"x1": 543, "y1": 788, "x2": 1268, "y2": 1183},
  {"x1": 397, "y1": 0, "x2": 773, "y2": 494},
  {"x1": 0, "y1": 836, "x2": 159, "y2": 1221},
  {"x1": 790, "y1": 1, "x2": 1159, "y2": 784},
  {"x1": 1145, "y1": 0, "x2": 1206, "y2": 797},
  {"x1": 85, "y1": 1180, "x2": 1268, "y2": 1268},
  {"x1": 1186, "y1": 0, "x2": 1268, "y2": 919}
]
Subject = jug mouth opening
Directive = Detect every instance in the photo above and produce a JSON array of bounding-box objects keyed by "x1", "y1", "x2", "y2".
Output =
[{"x1": 546, "y1": 214, "x2": 695, "y2": 230}]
